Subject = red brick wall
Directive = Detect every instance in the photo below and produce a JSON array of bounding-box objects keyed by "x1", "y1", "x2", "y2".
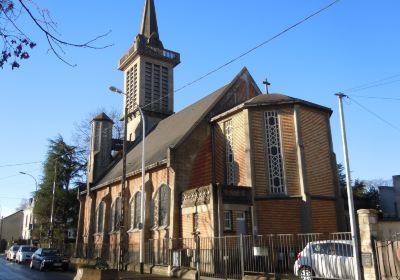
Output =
[
  {"x1": 256, "y1": 199, "x2": 302, "y2": 234},
  {"x1": 300, "y1": 107, "x2": 335, "y2": 197},
  {"x1": 214, "y1": 111, "x2": 251, "y2": 187},
  {"x1": 188, "y1": 137, "x2": 212, "y2": 188},
  {"x1": 311, "y1": 200, "x2": 338, "y2": 233}
]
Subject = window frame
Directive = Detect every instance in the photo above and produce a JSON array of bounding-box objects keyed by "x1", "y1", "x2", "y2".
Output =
[
  {"x1": 223, "y1": 210, "x2": 232, "y2": 231},
  {"x1": 96, "y1": 201, "x2": 106, "y2": 234},
  {"x1": 158, "y1": 184, "x2": 170, "y2": 227},
  {"x1": 132, "y1": 191, "x2": 141, "y2": 229},
  {"x1": 264, "y1": 111, "x2": 287, "y2": 195},
  {"x1": 224, "y1": 119, "x2": 235, "y2": 186},
  {"x1": 109, "y1": 197, "x2": 121, "y2": 233}
]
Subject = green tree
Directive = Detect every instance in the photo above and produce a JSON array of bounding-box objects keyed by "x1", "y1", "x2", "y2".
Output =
[
  {"x1": 337, "y1": 163, "x2": 380, "y2": 211},
  {"x1": 33, "y1": 135, "x2": 83, "y2": 244},
  {"x1": 337, "y1": 163, "x2": 346, "y2": 189}
]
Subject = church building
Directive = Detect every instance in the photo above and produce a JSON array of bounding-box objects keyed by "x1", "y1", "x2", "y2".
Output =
[{"x1": 76, "y1": 0, "x2": 345, "y2": 269}]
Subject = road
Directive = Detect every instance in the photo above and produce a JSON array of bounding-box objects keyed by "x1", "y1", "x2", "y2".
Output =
[{"x1": 0, "y1": 254, "x2": 75, "y2": 280}]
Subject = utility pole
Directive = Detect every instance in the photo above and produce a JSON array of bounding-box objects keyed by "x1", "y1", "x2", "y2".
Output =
[
  {"x1": 109, "y1": 86, "x2": 146, "y2": 273},
  {"x1": 49, "y1": 161, "x2": 57, "y2": 248},
  {"x1": 117, "y1": 103, "x2": 128, "y2": 271},
  {"x1": 335, "y1": 92, "x2": 362, "y2": 280}
]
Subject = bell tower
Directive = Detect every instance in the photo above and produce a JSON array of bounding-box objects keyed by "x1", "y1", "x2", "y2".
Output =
[{"x1": 118, "y1": 0, "x2": 180, "y2": 141}]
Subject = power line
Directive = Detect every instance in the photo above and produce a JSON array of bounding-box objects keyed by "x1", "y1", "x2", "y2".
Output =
[
  {"x1": 347, "y1": 96, "x2": 400, "y2": 134},
  {"x1": 136, "y1": 0, "x2": 341, "y2": 112},
  {"x1": 0, "y1": 161, "x2": 42, "y2": 168},
  {"x1": 343, "y1": 74, "x2": 400, "y2": 93},
  {"x1": 348, "y1": 79, "x2": 400, "y2": 93},
  {"x1": 0, "y1": 168, "x2": 41, "y2": 181},
  {"x1": 349, "y1": 94, "x2": 400, "y2": 101},
  {"x1": 343, "y1": 74, "x2": 400, "y2": 92}
]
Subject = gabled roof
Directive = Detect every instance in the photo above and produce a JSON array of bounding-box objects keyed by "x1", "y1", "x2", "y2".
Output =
[{"x1": 95, "y1": 83, "x2": 231, "y2": 187}]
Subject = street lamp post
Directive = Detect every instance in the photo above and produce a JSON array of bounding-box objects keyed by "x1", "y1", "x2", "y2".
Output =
[
  {"x1": 19, "y1": 172, "x2": 38, "y2": 245},
  {"x1": 109, "y1": 86, "x2": 146, "y2": 273}
]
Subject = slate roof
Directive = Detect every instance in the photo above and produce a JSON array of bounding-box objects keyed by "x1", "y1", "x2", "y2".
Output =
[
  {"x1": 92, "y1": 112, "x2": 114, "y2": 123},
  {"x1": 140, "y1": 0, "x2": 159, "y2": 39},
  {"x1": 95, "y1": 83, "x2": 231, "y2": 187},
  {"x1": 244, "y1": 93, "x2": 332, "y2": 113}
]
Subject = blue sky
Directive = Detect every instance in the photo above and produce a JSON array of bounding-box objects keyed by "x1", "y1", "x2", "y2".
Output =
[{"x1": 0, "y1": 0, "x2": 399, "y2": 217}]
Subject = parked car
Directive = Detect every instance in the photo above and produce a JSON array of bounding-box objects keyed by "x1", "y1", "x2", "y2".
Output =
[
  {"x1": 294, "y1": 240, "x2": 355, "y2": 280},
  {"x1": 16, "y1": 245, "x2": 37, "y2": 264},
  {"x1": 30, "y1": 248, "x2": 69, "y2": 271},
  {"x1": 6, "y1": 244, "x2": 20, "y2": 261}
]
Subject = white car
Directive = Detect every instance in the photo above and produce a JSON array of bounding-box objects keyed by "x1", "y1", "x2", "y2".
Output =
[
  {"x1": 6, "y1": 244, "x2": 20, "y2": 261},
  {"x1": 294, "y1": 240, "x2": 355, "y2": 280},
  {"x1": 16, "y1": 245, "x2": 37, "y2": 264}
]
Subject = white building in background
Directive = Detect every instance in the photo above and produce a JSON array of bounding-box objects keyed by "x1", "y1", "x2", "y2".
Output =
[{"x1": 22, "y1": 198, "x2": 34, "y2": 240}]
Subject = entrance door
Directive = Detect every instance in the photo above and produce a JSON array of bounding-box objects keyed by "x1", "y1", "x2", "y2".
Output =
[{"x1": 236, "y1": 211, "x2": 247, "y2": 235}]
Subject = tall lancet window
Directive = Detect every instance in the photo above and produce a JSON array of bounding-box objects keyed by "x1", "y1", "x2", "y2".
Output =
[
  {"x1": 158, "y1": 185, "x2": 170, "y2": 227},
  {"x1": 224, "y1": 119, "x2": 235, "y2": 185},
  {"x1": 133, "y1": 191, "x2": 141, "y2": 228},
  {"x1": 96, "y1": 202, "x2": 105, "y2": 233},
  {"x1": 264, "y1": 112, "x2": 286, "y2": 194}
]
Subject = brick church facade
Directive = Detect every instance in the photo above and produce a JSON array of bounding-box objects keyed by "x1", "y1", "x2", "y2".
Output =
[{"x1": 76, "y1": 0, "x2": 345, "y2": 264}]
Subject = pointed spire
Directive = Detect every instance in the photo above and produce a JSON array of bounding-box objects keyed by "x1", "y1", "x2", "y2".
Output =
[{"x1": 139, "y1": 0, "x2": 159, "y2": 39}]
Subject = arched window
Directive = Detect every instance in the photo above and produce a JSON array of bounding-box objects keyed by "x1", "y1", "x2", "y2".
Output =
[
  {"x1": 96, "y1": 201, "x2": 105, "y2": 233},
  {"x1": 149, "y1": 199, "x2": 155, "y2": 228},
  {"x1": 130, "y1": 198, "x2": 135, "y2": 229},
  {"x1": 158, "y1": 185, "x2": 170, "y2": 227},
  {"x1": 115, "y1": 197, "x2": 122, "y2": 229},
  {"x1": 133, "y1": 192, "x2": 141, "y2": 228},
  {"x1": 110, "y1": 197, "x2": 121, "y2": 232},
  {"x1": 109, "y1": 201, "x2": 115, "y2": 231}
]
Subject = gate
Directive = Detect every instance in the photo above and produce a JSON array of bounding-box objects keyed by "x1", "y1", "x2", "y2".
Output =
[{"x1": 375, "y1": 233, "x2": 400, "y2": 279}]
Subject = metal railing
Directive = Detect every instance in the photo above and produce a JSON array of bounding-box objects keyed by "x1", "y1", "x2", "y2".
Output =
[{"x1": 76, "y1": 232, "x2": 354, "y2": 279}]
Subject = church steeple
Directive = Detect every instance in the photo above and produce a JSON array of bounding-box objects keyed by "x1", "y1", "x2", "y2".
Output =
[
  {"x1": 139, "y1": 0, "x2": 162, "y2": 48},
  {"x1": 118, "y1": 0, "x2": 180, "y2": 142}
]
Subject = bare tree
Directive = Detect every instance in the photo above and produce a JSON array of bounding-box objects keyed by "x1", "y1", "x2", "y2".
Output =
[
  {"x1": 0, "y1": 0, "x2": 112, "y2": 69},
  {"x1": 364, "y1": 178, "x2": 392, "y2": 189},
  {"x1": 15, "y1": 198, "x2": 30, "y2": 211},
  {"x1": 72, "y1": 108, "x2": 123, "y2": 176}
]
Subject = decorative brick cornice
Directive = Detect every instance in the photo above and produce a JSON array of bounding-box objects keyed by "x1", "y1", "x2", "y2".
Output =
[{"x1": 181, "y1": 186, "x2": 211, "y2": 208}]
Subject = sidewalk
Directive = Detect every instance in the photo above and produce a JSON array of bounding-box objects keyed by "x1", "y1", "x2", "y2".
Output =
[{"x1": 119, "y1": 271, "x2": 173, "y2": 279}]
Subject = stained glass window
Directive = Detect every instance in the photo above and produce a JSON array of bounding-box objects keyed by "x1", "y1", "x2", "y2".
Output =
[
  {"x1": 264, "y1": 112, "x2": 286, "y2": 194},
  {"x1": 158, "y1": 185, "x2": 170, "y2": 226},
  {"x1": 224, "y1": 120, "x2": 235, "y2": 185}
]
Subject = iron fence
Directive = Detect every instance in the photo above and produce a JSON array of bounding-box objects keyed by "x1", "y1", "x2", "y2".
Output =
[
  {"x1": 76, "y1": 232, "x2": 354, "y2": 279},
  {"x1": 375, "y1": 232, "x2": 400, "y2": 280}
]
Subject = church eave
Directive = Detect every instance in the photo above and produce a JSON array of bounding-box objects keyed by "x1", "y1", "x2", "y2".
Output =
[{"x1": 82, "y1": 159, "x2": 168, "y2": 195}]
